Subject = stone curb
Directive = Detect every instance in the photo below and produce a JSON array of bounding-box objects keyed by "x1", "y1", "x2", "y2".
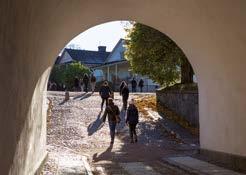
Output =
[{"x1": 162, "y1": 157, "x2": 205, "y2": 175}]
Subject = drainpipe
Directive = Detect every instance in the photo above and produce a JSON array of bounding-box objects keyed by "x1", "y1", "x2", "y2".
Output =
[
  {"x1": 115, "y1": 64, "x2": 118, "y2": 81},
  {"x1": 107, "y1": 66, "x2": 110, "y2": 81}
]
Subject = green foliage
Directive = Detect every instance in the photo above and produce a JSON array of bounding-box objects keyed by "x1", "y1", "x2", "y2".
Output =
[
  {"x1": 125, "y1": 23, "x2": 188, "y2": 86},
  {"x1": 49, "y1": 62, "x2": 90, "y2": 89},
  {"x1": 158, "y1": 83, "x2": 198, "y2": 93}
]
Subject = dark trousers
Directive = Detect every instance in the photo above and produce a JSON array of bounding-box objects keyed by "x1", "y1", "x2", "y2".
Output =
[
  {"x1": 84, "y1": 83, "x2": 88, "y2": 92},
  {"x1": 74, "y1": 86, "x2": 80, "y2": 92},
  {"x1": 101, "y1": 97, "x2": 108, "y2": 109},
  {"x1": 132, "y1": 87, "x2": 136, "y2": 92},
  {"x1": 109, "y1": 121, "x2": 116, "y2": 142},
  {"x1": 123, "y1": 97, "x2": 128, "y2": 109},
  {"x1": 139, "y1": 86, "x2": 143, "y2": 92},
  {"x1": 129, "y1": 123, "x2": 137, "y2": 139}
]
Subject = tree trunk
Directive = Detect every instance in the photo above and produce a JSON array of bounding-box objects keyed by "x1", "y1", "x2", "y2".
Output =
[{"x1": 181, "y1": 57, "x2": 194, "y2": 84}]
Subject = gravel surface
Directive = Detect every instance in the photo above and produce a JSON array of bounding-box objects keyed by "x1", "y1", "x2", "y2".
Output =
[{"x1": 41, "y1": 92, "x2": 198, "y2": 175}]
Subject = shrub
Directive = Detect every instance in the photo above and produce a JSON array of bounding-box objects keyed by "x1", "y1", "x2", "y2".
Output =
[{"x1": 49, "y1": 62, "x2": 90, "y2": 91}]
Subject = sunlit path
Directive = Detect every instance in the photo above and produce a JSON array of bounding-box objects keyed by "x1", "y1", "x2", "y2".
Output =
[
  {"x1": 41, "y1": 92, "x2": 243, "y2": 174},
  {"x1": 42, "y1": 91, "x2": 197, "y2": 174}
]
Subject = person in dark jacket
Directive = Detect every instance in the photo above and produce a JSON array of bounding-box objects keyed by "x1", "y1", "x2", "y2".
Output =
[
  {"x1": 50, "y1": 82, "x2": 57, "y2": 91},
  {"x1": 138, "y1": 78, "x2": 144, "y2": 92},
  {"x1": 121, "y1": 83, "x2": 129, "y2": 110},
  {"x1": 102, "y1": 98, "x2": 120, "y2": 144},
  {"x1": 99, "y1": 81, "x2": 112, "y2": 110},
  {"x1": 131, "y1": 78, "x2": 137, "y2": 92},
  {"x1": 119, "y1": 81, "x2": 126, "y2": 96},
  {"x1": 74, "y1": 77, "x2": 80, "y2": 91},
  {"x1": 126, "y1": 99, "x2": 139, "y2": 143},
  {"x1": 83, "y1": 73, "x2": 89, "y2": 92}
]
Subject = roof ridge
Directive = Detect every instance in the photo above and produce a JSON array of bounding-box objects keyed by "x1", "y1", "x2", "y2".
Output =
[
  {"x1": 104, "y1": 39, "x2": 125, "y2": 63},
  {"x1": 66, "y1": 48, "x2": 110, "y2": 53}
]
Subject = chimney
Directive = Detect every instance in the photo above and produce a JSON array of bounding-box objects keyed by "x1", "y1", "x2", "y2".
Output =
[{"x1": 98, "y1": 46, "x2": 106, "y2": 52}]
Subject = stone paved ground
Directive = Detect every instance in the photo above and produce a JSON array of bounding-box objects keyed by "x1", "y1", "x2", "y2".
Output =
[{"x1": 41, "y1": 92, "x2": 199, "y2": 175}]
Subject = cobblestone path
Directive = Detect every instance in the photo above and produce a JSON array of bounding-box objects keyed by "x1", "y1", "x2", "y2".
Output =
[{"x1": 42, "y1": 92, "x2": 198, "y2": 175}]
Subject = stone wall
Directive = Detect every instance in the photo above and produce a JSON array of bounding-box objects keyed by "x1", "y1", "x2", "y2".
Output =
[
  {"x1": 8, "y1": 68, "x2": 50, "y2": 175},
  {"x1": 156, "y1": 89, "x2": 199, "y2": 127},
  {"x1": 1, "y1": 0, "x2": 246, "y2": 173}
]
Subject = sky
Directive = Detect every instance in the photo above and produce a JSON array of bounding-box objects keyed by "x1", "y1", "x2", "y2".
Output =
[{"x1": 65, "y1": 21, "x2": 131, "y2": 52}]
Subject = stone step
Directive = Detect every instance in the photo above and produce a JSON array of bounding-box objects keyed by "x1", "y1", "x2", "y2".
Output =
[
  {"x1": 163, "y1": 156, "x2": 245, "y2": 175},
  {"x1": 120, "y1": 162, "x2": 161, "y2": 175},
  {"x1": 93, "y1": 161, "x2": 191, "y2": 175},
  {"x1": 56, "y1": 152, "x2": 92, "y2": 175}
]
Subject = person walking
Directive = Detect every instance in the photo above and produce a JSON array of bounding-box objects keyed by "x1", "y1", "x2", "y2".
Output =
[
  {"x1": 119, "y1": 81, "x2": 126, "y2": 96},
  {"x1": 90, "y1": 73, "x2": 96, "y2": 93},
  {"x1": 80, "y1": 78, "x2": 84, "y2": 92},
  {"x1": 138, "y1": 78, "x2": 144, "y2": 92},
  {"x1": 102, "y1": 98, "x2": 120, "y2": 144},
  {"x1": 121, "y1": 83, "x2": 129, "y2": 110},
  {"x1": 51, "y1": 82, "x2": 57, "y2": 91},
  {"x1": 74, "y1": 77, "x2": 80, "y2": 91},
  {"x1": 126, "y1": 99, "x2": 139, "y2": 143},
  {"x1": 99, "y1": 81, "x2": 112, "y2": 110},
  {"x1": 83, "y1": 73, "x2": 89, "y2": 92},
  {"x1": 131, "y1": 78, "x2": 137, "y2": 92}
]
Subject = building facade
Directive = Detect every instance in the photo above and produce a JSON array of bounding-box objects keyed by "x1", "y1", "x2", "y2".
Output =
[
  {"x1": 93, "y1": 39, "x2": 159, "y2": 92},
  {"x1": 56, "y1": 39, "x2": 159, "y2": 92}
]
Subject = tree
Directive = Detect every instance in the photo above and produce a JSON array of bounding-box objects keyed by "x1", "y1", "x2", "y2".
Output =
[
  {"x1": 49, "y1": 62, "x2": 90, "y2": 90},
  {"x1": 125, "y1": 23, "x2": 193, "y2": 86},
  {"x1": 181, "y1": 56, "x2": 194, "y2": 84}
]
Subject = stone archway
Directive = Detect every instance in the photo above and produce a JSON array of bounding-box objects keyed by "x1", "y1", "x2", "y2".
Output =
[{"x1": 0, "y1": 1, "x2": 246, "y2": 174}]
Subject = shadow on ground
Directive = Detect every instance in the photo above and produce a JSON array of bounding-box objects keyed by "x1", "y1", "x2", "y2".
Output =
[
  {"x1": 87, "y1": 111, "x2": 104, "y2": 136},
  {"x1": 80, "y1": 92, "x2": 93, "y2": 100},
  {"x1": 73, "y1": 92, "x2": 87, "y2": 100},
  {"x1": 92, "y1": 110, "x2": 199, "y2": 165},
  {"x1": 59, "y1": 99, "x2": 69, "y2": 105}
]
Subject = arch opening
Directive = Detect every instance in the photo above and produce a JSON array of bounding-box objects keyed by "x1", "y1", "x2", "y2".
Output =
[
  {"x1": 3, "y1": 1, "x2": 246, "y2": 173},
  {"x1": 41, "y1": 20, "x2": 200, "y2": 174}
]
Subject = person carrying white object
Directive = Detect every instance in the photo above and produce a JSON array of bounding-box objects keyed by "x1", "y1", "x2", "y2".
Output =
[{"x1": 90, "y1": 74, "x2": 96, "y2": 93}]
